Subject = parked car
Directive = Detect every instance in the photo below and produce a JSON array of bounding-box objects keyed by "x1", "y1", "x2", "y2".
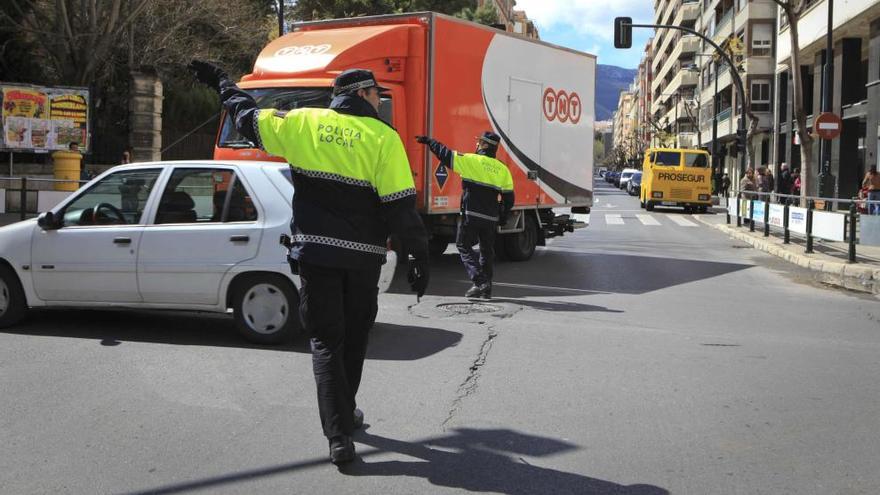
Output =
[
  {"x1": 0, "y1": 160, "x2": 396, "y2": 344},
  {"x1": 618, "y1": 168, "x2": 639, "y2": 190},
  {"x1": 627, "y1": 172, "x2": 642, "y2": 195},
  {"x1": 607, "y1": 171, "x2": 620, "y2": 185}
]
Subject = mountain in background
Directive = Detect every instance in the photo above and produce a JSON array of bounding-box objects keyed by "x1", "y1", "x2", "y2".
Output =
[{"x1": 595, "y1": 64, "x2": 638, "y2": 122}]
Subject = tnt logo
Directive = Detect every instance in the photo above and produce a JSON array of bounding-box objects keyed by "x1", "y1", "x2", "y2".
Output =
[
  {"x1": 275, "y1": 44, "x2": 332, "y2": 57},
  {"x1": 543, "y1": 88, "x2": 582, "y2": 124}
]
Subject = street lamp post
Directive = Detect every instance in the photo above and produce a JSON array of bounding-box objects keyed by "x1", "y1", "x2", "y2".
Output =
[{"x1": 615, "y1": 19, "x2": 749, "y2": 180}]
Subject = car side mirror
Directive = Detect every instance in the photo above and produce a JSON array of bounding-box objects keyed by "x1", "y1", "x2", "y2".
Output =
[{"x1": 37, "y1": 211, "x2": 59, "y2": 230}]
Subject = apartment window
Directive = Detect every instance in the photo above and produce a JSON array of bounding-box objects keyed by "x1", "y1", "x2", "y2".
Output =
[
  {"x1": 752, "y1": 24, "x2": 773, "y2": 57},
  {"x1": 751, "y1": 80, "x2": 771, "y2": 112}
]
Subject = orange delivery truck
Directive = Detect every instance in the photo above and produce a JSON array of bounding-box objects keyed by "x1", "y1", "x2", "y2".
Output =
[{"x1": 214, "y1": 12, "x2": 596, "y2": 261}]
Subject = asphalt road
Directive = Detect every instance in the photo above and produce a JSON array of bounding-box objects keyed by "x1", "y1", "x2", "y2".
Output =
[{"x1": 2, "y1": 180, "x2": 880, "y2": 495}]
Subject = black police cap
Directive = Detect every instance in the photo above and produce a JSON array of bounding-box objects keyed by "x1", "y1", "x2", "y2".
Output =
[{"x1": 333, "y1": 69, "x2": 389, "y2": 96}]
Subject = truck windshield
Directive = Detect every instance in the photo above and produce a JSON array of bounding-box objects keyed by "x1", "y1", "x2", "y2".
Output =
[
  {"x1": 653, "y1": 152, "x2": 681, "y2": 166},
  {"x1": 684, "y1": 153, "x2": 709, "y2": 168},
  {"x1": 218, "y1": 87, "x2": 394, "y2": 148},
  {"x1": 218, "y1": 88, "x2": 332, "y2": 148}
]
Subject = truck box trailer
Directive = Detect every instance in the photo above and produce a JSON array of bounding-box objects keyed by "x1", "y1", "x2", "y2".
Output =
[{"x1": 214, "y1": 12, "x2": 595, "y2": 260}]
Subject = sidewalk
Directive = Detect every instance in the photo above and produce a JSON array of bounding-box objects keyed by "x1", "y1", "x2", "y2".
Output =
[{"x1": 698, "y1": 207, "x2": 880, "y2": 296}]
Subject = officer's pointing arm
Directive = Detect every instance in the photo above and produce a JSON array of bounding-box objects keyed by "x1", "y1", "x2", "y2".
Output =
[
  {"x1": 416, "y1": 137, "x2": 454, "y2": 169},
  {"x1": 189, "y1": 60, "x2": 274, "y2": 153}
]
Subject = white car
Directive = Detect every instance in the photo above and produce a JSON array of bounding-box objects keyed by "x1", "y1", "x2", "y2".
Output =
[
  {"x1": 0, "y1": 160, "x2": 395, "y2": 344},
  {"x1": 618, "y1": 168, "x2": 639, "y2": 190}
]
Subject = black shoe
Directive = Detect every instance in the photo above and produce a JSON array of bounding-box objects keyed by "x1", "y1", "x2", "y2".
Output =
[
  {"x1": 465, "y1": 284, "x2": 483, "y2": 298},
  {"x1": 353, "y1": 408, "x2": 364, "y2": 429},
  {"x1": 479, "y1": 282, "x2": 492, "y2": 299},
  {"x1": 329, "y1": 435, "x2": 355, "y2": 465}
]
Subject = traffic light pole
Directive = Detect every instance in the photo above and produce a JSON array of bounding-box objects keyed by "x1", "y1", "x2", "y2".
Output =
[{"x1": 622, "y1": 22, "x2": 749, "y2": 177}]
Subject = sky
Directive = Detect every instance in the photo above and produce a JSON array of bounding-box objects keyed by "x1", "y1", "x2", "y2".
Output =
[{"x1": 514, "y1": 0, "x2": 655, "y2": 69}]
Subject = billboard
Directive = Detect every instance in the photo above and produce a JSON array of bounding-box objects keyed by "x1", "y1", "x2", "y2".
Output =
[{"x1": 1, "y1": 83, "x2": 89, "y2": 152}]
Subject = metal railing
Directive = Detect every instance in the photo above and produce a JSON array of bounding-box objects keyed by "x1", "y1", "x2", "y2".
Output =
[{"x1": 726, "y1": 190, "x2": 880, "y2": 263}]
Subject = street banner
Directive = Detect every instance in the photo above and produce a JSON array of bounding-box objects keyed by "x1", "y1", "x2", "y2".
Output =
[
  {"x1": 788, "y1": 206, "x2": 808, "y2": 234},
  {"x1": 812, "y1": 211, "x2": 845, "y2": 242},
  {"x1": 1, "y1": 83, "x2": 89, "y2": 151},
  {"x1": 752, "y1": 200, "x2": 766, "y2": 224},
  {"x1": 768, "y1": 204, "x2": 785, "y2": 228}
]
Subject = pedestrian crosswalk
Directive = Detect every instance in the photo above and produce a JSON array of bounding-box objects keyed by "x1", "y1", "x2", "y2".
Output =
[{"x1": 597, "y1": 212, "x2": 701, "y2": 227}]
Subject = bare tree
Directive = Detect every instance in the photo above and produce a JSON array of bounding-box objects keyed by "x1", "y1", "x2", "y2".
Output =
[
  {"x1": 771, "y1": 0, "x2": 813, "y2": 202},
  {"x1": 1, "y1": 0, "x2": 150, "y2": 85}
]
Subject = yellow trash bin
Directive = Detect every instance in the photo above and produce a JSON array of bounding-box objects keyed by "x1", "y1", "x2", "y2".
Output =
[{"x1": 51, "y1": 151, "x2": 82, "y2": 191}]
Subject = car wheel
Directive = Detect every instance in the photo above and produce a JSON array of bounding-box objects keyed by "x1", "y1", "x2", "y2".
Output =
[
  {"x1": 232, "y1": 274, "x2": 301, "y2": 345},
  {"x1": 645, "y1": 200, "x2": 655, "y2": 211},
  {"x1": 0, "y1": 265, "x2": 27, "y2": 328}
]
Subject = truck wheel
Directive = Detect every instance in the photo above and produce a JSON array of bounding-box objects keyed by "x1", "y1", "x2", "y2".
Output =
[
  {"x1": 428, "y1": 237, "x2": 450, "y2": 258},
  {"x1": 639, "y1": 193, "x2": 646, "y2": 208},
  {"x1": 645, "y1": 200, "x2": 655, "y2": 211},
  {"x1": 698, "y1": 205, "x2": 708, "y2": 213},
  {"x1": 505, "y1": 214, "x2": 537, "y2": 261},
  {"x1": 0, "y1": 264, "x2": 27, "y2": 328},
  {"x1": 232, "y1": 274, "x2": 301, "y2": 345}
]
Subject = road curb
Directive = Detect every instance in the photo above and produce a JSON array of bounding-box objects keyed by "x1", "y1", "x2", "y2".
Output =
[{"x1": 694, "y1": 216, "x2": 879, "y2": 296}]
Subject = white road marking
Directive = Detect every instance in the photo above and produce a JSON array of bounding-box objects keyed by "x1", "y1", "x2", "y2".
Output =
[
  {"x1": 636, "y1": 214, "x2": 661, "y2": 226},
  {"x1": 667, "y1": 215, "x2": 698, "y2": 227},
  {"x1": 605, "y1": 214, "x2": 624, "y2": 225}
]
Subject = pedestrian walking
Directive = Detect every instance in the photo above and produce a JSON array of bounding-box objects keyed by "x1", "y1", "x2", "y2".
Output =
[
  {"x1": 721, "y1": 173, "x2": 731, "y2": 198},
  {"x1": 863, "y1": 166, "x2": 880, "y2": 215},
  {"x1": 777, "y1": 163, "x2": 792, "y2": 204},
  {"x1": 190, "y1": 61, "x2": 430, "y2": 465},
  {"x1": 792, "y1": 168, "x2": 801, "y2": 197},
  {"x1": 416, "y1": 132, "x2": 514, "y2": 299},
  {"x1": 756, "y1": 166, "x2": 773, "y2": 196}
]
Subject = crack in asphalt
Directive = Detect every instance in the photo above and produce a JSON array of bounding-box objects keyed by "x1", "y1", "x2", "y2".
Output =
[{"x1": 441, "y1": 324, "x2": 499, "y2": 430}]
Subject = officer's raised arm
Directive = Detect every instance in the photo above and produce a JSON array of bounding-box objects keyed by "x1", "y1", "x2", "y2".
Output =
[
  {"x1": 189, "y1": 60, "x2": 271, "y2": 154},
  {"x1": 415, "y1": 136, "x2": 454, "y2": 168}
]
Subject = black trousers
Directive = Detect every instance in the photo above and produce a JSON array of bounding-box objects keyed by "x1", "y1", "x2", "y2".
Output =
[
  {"x1": 297, "y1": 260, "x2": 380, "y2": 440},
  {"x1": 456, "y1": 218, "x2": 496, "y2": 285}
]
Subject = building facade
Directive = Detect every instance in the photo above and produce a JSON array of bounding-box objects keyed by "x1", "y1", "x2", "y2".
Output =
[{"x1": 773, "y1": 0, "x2": 880, "y2": 199}]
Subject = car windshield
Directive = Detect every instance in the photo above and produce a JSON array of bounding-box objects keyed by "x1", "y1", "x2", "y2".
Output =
[
  {"x1": 684, "y1": 152, "x2": 709, "y2": 168},
  {"x1": 621, "y1": 172, "x2": 633, "y2": 178},
  {"x1": 218, "y1": 87, "x2": 394, "y2": 148},
  {"x1": 632, "y1": 173, "x2": 642, "y2": 180},
  {"x1": 653, "y1": 152, "x2": 681, "y2": 166}
]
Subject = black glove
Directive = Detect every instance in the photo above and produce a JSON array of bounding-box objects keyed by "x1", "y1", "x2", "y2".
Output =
[
  {"x1": 188, "y1": 60, "x2": 228, "y2": 92},
  {"x1": 415, "y1": 135, "x2": 431, "y2": 145},
  {"x1": 407, "y1": 257, "x2": 429, "y2": 298}
]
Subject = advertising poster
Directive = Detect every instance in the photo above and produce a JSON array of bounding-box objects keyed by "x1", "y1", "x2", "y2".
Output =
[
  {"x1": 768, "y1": 204, "x2": 785, "y2": 228},
  {"x1": 1, "y1": 84, "x2": 89, "y2": 151}
]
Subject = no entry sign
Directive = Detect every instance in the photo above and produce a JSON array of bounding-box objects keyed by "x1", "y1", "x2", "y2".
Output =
[{"x1": 814, "y1": 112, "x2": 843, "y2": 140}]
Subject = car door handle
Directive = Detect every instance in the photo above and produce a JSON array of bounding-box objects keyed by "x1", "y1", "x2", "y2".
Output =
[
  {"x1": 113, "y1": 237, "x2": 132, "y2": 245},
  {"x1": 230, "y1": 235, "x2": 250, "y2": 243},
  {"x1": 41, "y1": 265, "x2": 55, "y2": 270}
]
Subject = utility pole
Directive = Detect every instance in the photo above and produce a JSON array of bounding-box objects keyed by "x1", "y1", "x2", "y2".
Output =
[
  {"x1": 615, "y1": 18, "x2": 749, "y2": 178},
  {"x1": 277, "y1": 0, "x2": 285, "y2": 37},
  {"x1": 817, "y1": 0, "x2": 835, "y2": 202}
]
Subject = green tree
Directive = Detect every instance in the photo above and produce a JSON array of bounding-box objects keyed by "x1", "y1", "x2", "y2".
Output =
[
  {"x1": 289, "y1": 0, "x2": 482, "y2": 21},
  {"x1": 457, "y1": 2, "x2": 499, "y2": 26}
]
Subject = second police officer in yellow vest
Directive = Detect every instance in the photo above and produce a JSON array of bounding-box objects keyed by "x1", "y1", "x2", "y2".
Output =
[
  {"x1": 190, "y1": 61, "x2": 429, "y2": 465},
  {"x1": 417, "y1": 132, "x2": 515, "y2": 299}
]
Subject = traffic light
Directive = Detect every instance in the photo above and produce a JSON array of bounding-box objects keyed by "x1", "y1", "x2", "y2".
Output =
[
  {"x1": 614, "y1": 17, "x2": 632, "y2": 49},
  {"x1": 735, "y1": 128, "x2": 747, "y2": 154}
]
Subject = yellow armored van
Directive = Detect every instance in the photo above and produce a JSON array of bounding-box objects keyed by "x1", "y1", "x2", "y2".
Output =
[{"x1": 640, "y1": 148, "x2": 712, "y2": 213}]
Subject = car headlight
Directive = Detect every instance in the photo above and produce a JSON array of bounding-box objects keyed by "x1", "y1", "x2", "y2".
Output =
[
  {"x1": 652, "y1": 191, "x2": 663, "y2": 199},
  {"x1": 698, "y1": 194, "x2": 710, "y2": 201}
]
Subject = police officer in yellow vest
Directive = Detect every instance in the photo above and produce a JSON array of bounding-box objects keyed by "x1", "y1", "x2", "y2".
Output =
[
  {"x1": 190, "y1": 61, "x2": 429, "y2": 465},
  {"x1": 416, "y1": 132, "x2": 514, "y2": 299}
]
